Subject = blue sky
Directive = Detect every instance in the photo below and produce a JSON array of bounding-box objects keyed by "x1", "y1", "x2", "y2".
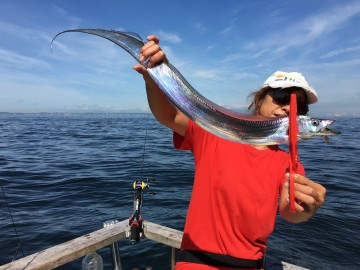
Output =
[{"x1": 1, "y1": 0, "x2": 359, "y2": 115}]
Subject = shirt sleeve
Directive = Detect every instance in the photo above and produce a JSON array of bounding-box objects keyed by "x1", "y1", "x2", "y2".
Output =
[{"x1": 173, "y1": 120, "x2": 195, "y2": 151}]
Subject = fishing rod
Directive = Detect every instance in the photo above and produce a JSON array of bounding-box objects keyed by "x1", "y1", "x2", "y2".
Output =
[
  {"x1": 83, "y1": 115, "x2": 157, "y2": 270},
  {"x1": 128, "y1": 115, "x2": 156, "y2": 244}
]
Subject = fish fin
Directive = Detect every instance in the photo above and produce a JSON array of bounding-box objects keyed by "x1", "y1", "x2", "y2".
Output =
[{"x1": 51, "y1": 29, "x2": 148, "y2": 66}]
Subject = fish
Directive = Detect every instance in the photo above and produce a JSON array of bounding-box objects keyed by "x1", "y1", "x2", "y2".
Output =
[{"x1": 51, "y1": 29, "x2": 340, "y2": 145}]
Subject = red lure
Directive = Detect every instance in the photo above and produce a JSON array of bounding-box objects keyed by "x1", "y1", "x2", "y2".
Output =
[{"x1": 289, "y1": 94, "x2": 298, "y2": 213}]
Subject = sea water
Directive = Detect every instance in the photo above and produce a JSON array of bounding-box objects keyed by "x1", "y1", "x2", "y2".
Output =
[{"x1": 0, "y1": 113, "x2": 359, "y2": 269}]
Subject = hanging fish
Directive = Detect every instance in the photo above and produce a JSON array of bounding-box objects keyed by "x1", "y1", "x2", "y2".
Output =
[{"x1": 51, "y1": 29, "x2": 340, "y2": 145}]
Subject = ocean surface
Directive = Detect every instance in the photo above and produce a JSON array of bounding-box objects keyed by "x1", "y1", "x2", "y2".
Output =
[{"x1": 0, "y1": 113, "x2": 359, "y2": 270}]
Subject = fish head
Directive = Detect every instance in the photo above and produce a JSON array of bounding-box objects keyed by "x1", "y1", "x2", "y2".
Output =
[{"x1": 297, "y1": 116, "x2": 340, "y2": 141}]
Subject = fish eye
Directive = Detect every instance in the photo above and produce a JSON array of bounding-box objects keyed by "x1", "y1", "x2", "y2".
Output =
[{"x1": 311, "y1": 119, "x2": 320, "y2": 126}]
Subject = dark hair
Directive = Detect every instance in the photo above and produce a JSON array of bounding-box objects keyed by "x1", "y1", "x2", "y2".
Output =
[
  {"x1": 247, "y1": 86, "x2": 309, "y2": 115},
  {"x1": 247, "y1": 86, "x2": 271, "y2": 115}
]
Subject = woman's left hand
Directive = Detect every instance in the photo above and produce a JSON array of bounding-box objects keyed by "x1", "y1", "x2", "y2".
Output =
[{"x1": 280, "y1": 173, "x2": 326, "y2": 222}]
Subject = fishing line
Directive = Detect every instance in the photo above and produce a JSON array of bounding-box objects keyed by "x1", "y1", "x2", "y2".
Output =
[
  {"x1": 289, "y1": 223, "x2": 295, "y2": 261},
  {"x1": 139, "y1": 113, "x2": 150, "y2": 179},
  {"x1": 1, "y1": 184, "x2": 25, "y2": 260}
]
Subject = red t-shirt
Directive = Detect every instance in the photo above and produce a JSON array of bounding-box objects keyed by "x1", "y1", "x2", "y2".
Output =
[{"x1": 174, "y1": 120, "x2": 304, "y2": 270}]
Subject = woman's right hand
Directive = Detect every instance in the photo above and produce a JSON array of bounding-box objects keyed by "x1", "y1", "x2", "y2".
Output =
[
  {"x1": 133, "y1": 34, "x2": 188, "y2": 135},
  {"x1": 133, "y1": 35, "x2": 167, "y2": 76}
]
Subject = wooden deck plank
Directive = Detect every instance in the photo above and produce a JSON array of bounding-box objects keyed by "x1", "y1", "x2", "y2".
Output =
[
  {"x1": 143, "y1": 221, "x2": 182, "y2": 249},
  {"x1": 0, "y1": 219, "x2": 129, "y2": 270}
]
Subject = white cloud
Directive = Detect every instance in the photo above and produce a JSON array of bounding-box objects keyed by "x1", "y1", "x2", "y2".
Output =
[
  {"x1": 0, "y1": 20, "x2": 49, "y2": 41},
  {"x1": 194, "y1": 23, "x2": 207, "y2": 34},
  {"x1": 0, "y1": 76, "x2": 91, "y2": 112},
  {"x1": 321, "y1": 45, "x2": 360, "y2": 59},
  {"x1": 155, "y1": 31, "x2": 182, "y2": 44},
  {"x1": 0, "y1": 48, "x2": 51, "y2": 69},
  {"x1": 193, "y1": 69, "x2": 221, "y2": 80},
  {"x1": 51, "y1": 5, "x2": 82, "y2": 28},
  {"x1": 307, "y1": 57, "x2": 360, "y2": 69},
  {"x1": 220, "y1": 25, "x2": 234, "y2": 35},
  {"x1": 0, "y1": 66, "x2": 146, "y2": 113},
  {"x1": 255, "y1": 2, "x2": 360, "y2": 54},
  {"x1": 50, "y1": 31, "x2": 136, "y2": 71}
]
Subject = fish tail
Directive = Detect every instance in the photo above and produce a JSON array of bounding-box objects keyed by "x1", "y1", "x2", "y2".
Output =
[{"x1": 51, "y1": 29, "x2": 148, "y2": 66}]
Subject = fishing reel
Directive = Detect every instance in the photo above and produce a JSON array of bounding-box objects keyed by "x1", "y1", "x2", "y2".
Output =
[{"x1": 128, "y1": 177, "x2": 156, "y2": 244}]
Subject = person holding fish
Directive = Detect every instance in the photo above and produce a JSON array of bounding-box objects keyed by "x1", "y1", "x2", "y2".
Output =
[{"x1": 134, "y1": 35, "x2": 327, "y2": 270}]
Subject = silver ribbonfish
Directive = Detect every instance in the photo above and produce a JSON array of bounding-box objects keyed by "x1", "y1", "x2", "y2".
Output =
[{"x1": 51, "y1": 29, "x2": 340, "y2": 145}]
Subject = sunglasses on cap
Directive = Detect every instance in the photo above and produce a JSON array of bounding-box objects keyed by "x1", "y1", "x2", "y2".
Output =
[{"x1": 268, "y1": 88, "x2": 309, "y2": 115}]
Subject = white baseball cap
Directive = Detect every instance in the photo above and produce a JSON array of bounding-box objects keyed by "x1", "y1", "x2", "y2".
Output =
[{"x1": 263, "y1": 71, "x2": 318, "y2": 104}]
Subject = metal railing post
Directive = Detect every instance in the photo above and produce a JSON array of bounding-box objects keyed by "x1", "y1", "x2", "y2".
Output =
[{"x1": 103, "y1": 220, "x2": 122, "y2": 270}]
